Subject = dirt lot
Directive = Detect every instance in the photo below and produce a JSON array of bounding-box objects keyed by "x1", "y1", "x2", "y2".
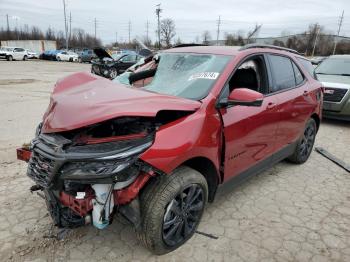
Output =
[{"x1": 0, "y1": 60, "x2": 349, "y2": 262}]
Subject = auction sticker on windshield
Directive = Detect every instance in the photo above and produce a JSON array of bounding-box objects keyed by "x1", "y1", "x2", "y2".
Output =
[{"x1": 188, "y1": 72, "x2": 219, "y2": 81}]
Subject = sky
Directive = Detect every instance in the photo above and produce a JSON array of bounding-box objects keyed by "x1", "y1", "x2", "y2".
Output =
[{"x1": 1, "y1": 0, "x2": 349, "y2": 44}]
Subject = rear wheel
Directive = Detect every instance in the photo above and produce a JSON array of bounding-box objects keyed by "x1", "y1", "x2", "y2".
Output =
[
  {"x1": 69, "y1": 57, "x2": 73, "y2": 62},
  {"x1": 7, "y1": 55, "x2": 13, "y2": 61},
  {"x1": 23, "y1": 55, "x2": 28, "y2": 61},
  {"x1": 288, "y1": 118, "x2": 317, "y2": 164},
  {"x1": 138, "y1": 166, "x2": 208, "y2": 255}
]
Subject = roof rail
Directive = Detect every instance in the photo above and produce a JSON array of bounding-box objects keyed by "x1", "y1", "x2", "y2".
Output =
[
  {"x1": 172, "y1": 44, "x2": 208, "y2": 48},
  {"x1": 239, "y1": 44, "x2": 301, "y2": 55}
]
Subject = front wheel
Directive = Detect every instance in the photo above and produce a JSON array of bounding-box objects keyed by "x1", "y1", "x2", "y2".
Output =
[
  {"x1": 109, "y1": 68, "x2": 118, "y2": 79},
  {"x1": 23, "y1": 55, "x2": 28, "y2": 61},
  {"x1": 138, "y1": 166, "x2": 208, "y2": 255},
  {"x1": 7, "y1": 55, "x2": 13, "y2": 61},
  {"x1": 288, "y1": 118, "x2": 317, "y2": 164}
]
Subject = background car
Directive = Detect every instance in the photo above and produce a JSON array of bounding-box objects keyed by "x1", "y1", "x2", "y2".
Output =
[
  {"x1": 0, "y1": 47, "x2": 28, "y2": 61},
  {"x1": 78, "y1": 49, "x2": 96, "y2": 63},
  {"x1": 56, "y1": 51, "x2": 79, "y2": 62},
  {"x1": 25, "y1": 49, "x2": 38, "y2": 59},
  {"x1": 91, "y1": 48, "x2": 143, "y2": 79},
  {"x1": 315, "y1": 55, "x2": 350, "y2": 121},
  {"x1": 39, "y1": 50, "x2": 62, "y2": 61}
]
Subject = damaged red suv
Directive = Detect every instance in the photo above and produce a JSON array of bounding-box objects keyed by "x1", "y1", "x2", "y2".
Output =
[{"x1": 18, "y1": 44, "x2": 322, "y2": 254}]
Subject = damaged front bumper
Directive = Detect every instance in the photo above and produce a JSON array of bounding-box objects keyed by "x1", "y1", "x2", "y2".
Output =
[{"x1": 18, "y1": 132, "x2": 155, "y2": 229}]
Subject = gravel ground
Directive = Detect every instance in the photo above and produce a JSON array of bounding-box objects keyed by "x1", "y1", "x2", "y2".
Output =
[{"x1": 0, "y1": 60, "x2": 349, "y2": 262}]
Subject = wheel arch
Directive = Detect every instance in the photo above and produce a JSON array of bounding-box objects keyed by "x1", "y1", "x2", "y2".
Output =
[
  {"x1": 310, "y1": 113, "x2": 320, "y2": 132},
  {"x1": 181, "y1": 157, "x2": 220, "y2": 202}
]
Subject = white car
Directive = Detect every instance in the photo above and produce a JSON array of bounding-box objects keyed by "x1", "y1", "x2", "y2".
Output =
[
  {"x1": 56, "y1": 51, "x2": 79, "y2": 62},
  {"x1": 0, "y1": 47, "x2": 28, "y2": 61},
  {"x1": 26, "y1": 49, "x2": 39, "y2": 59}
]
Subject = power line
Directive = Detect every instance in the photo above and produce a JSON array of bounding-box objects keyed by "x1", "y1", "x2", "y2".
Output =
[
  {"x1": 156, "y1": 4, "x2": 162, "y2": 48},
  {"x1": 216, "y1": 15, "x2": 221, "y2": 45},
  {"x1": 333, "y1": 10, "x2": 344, "y2": 55}
]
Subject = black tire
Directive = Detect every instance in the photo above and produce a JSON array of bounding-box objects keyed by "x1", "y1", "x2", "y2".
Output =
[
  {"x1": 69, "y1": 57, "x2": 73, "y2": 62},
  {"x1": 288, "y1": 118, "x2": 317, "y2": 164},
  {"x1": 109, "y1": 68, "x2": 118, "y2": 79},
  {"x1": 7, "y1": 55, "x2": 13, "y2": 61},
  {"x1": 138, "y1": 166, "x2": 208, "y2": 255},
  {"x1": 23, "y1": 55, "x2": 28, "y2": 61}
]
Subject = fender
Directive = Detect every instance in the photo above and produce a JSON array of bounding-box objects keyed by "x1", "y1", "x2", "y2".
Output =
[{"x1": 140, "y1": 99, "x2": 222, "y2": 180}]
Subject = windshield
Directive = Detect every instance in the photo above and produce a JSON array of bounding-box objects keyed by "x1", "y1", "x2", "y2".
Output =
[
  {"x1": 315, "y1": 57, "x2": 350, "y2": 75},
  {"x1": 142, "y1": 53, "x2": 231, "y2": 100}
]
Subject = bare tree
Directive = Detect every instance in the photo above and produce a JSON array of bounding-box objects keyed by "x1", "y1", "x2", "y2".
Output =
[
  {"x1": 202, "y1": 30, "x2": 212, "y2": 45},
  {"x1": 224, "y1": 32, "x2": 245, "y2": 46},
  {"x1": 160, "y1": 18, "x2": 176, "y2": 48}
]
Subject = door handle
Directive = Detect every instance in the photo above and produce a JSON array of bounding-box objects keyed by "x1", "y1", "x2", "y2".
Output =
[{"x1": 266, "y1": 102, "x2": 276, "y2": 109}]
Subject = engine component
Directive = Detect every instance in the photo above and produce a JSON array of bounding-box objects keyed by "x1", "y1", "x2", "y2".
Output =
[{"x1": 91, "y1": 184, "x2": 114, "y2": 229}]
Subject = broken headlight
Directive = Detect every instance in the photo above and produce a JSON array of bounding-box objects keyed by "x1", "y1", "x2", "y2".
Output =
[{"x1": 60, "y1": 158, "x2": 137, "y2": 182}]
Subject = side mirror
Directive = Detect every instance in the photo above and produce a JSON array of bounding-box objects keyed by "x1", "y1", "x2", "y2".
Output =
[{"x1": 219, "y1": 88, "x2": 264, "y2": 108}]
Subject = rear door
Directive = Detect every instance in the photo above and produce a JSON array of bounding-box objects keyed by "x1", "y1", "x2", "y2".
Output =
[
  {"x1": 266, "y1": 54, "x2": 314, "y2": 150},
  {"x1": 220, "y1": 54, "x2": 280, "y2": 181}
]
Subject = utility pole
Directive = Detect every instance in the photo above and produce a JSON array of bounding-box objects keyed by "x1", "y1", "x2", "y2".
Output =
[
  {"x1": 6, "y1": 14, "x2": 10, "y2": 31},
  {"x1": 216, "y1": 15, "x2": 221, "y2": 46},
  {"x1": 115, "y1": 32, "x2": 118, "y2": 45},
  {"x1": 69, "y1": 12, "x2": 72, "y2": 45},
  {"x1": 312, "y1": 25, "x2": 320, "y2": 57},
  {"x1": 156, "y1": 4, "x2": 162, "y2": 48},
  {"x1": 128, "y1": 20, "x2": 131, "y2": 44},
  {"x1": 94, "y1": 18, "x2": 97, "y2": 40},
  {"x1": 146, "y1": 20, "x2": 150, "y2": 43},
  {"x1": 62, "y1": 0, "x2": 68, "y2": 50},
  {"x1": 333, "y1": 10, "x2": 344, "y2": 55}
]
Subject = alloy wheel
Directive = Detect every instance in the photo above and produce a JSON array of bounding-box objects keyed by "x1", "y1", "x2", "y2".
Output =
[
  {"x1": 162, "y1": 184, "x2": 204, "y2": 247},
  {"x1": 299, "y1": 124, "x2": 315, "y2": 158}
]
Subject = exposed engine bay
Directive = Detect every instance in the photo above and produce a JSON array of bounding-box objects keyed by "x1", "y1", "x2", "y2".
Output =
[{"x1": 19, "y1": 112, "x2": 192, "y2": 229}]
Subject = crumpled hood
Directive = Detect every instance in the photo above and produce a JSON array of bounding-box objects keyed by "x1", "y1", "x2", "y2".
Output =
[
  {"x1": 42, "y1": 72, "x2": 201, "y2": 133},
  {"x1": 93, "y1": 48, "x2": 113, "y2": 60}
]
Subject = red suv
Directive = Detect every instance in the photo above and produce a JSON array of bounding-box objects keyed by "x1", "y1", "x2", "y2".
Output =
[{"x1": 17, "y1": 44, "x2": 322, "y2": 254}]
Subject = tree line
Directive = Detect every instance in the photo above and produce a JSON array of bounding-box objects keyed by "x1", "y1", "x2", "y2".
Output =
[
  {"x1": 0, "y1": 25, "x2": 102, "y2": 49},
  {"x1": 222, "y1": 23, "x2": 350, "y2": 56}
]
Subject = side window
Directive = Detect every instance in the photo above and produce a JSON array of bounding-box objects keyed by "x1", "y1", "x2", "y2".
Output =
[
  {"x1": 227, "y1": 55, "x2": 269, "y2": 95},
  {"x1": 88, "y1": 51, "x2": 92, "y2": 54},
  {"x1": 292, "y1": 62, "x2": 304, "y2": 86},
  {"x1": 297, "y1": 58, "x2": 316, "y2": 79},
  {"x1": 269, "y1": 55, "x2": 295, "y2": 92}
]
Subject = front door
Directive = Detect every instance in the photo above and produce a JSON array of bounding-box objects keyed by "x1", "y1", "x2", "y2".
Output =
[{"x1": 219, "y1": 54, "x2": 280, "y2": 181}]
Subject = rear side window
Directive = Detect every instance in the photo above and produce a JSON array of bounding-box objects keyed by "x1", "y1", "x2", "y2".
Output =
[
  {"x1": 297, "y1": 58, "x2": 316, "y2": 79},
  {"x1": 269, "y1": 55, "x2": 295, "y2": 91},
  {"x1": 292, "y1": 62, "x2": 304, "y2": 85}
]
